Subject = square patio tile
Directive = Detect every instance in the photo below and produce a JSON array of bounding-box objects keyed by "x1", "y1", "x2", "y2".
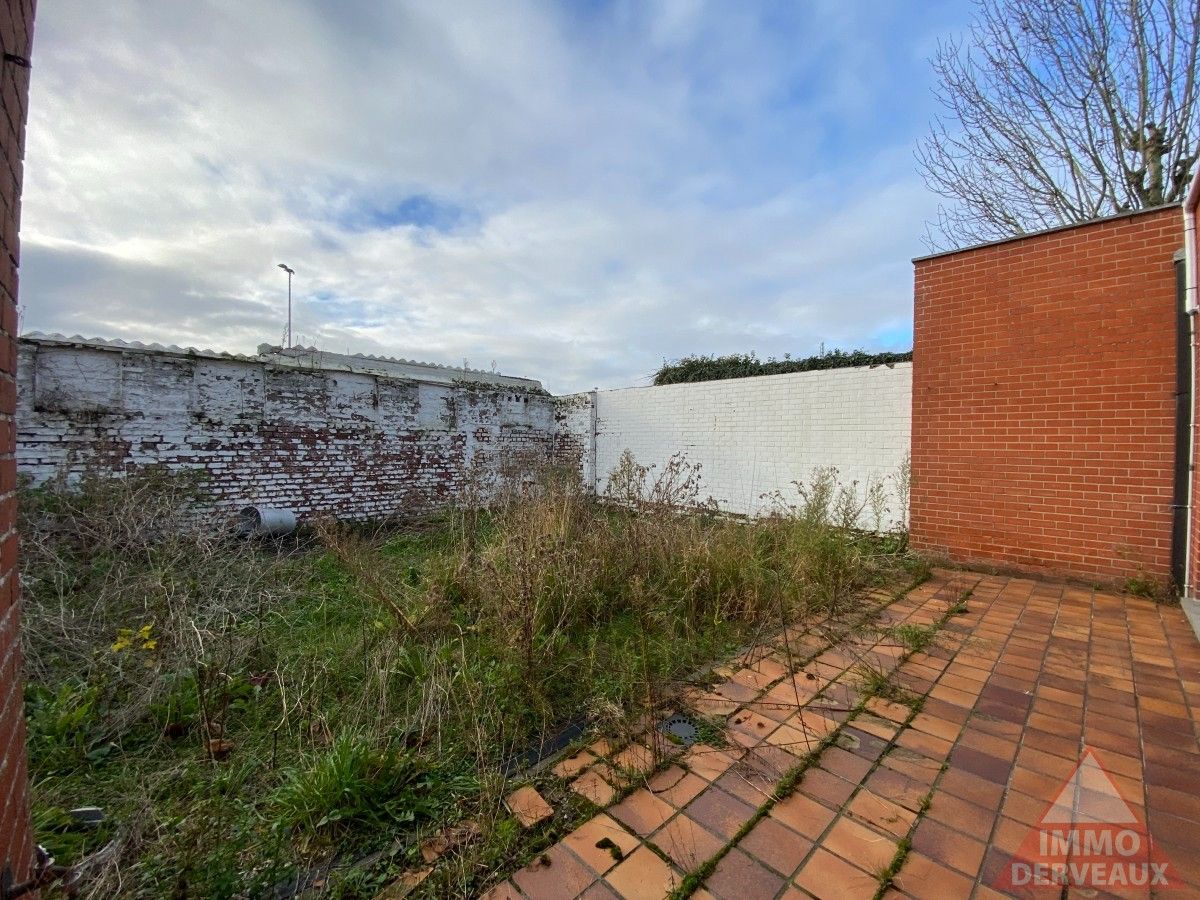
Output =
[
  {"x1": 736, "y1": 815, "x2": 813, "y2": 877},
  {"x1": 611, "y1": 742, "x2": 658, "y2": 778},
  {"x1": 799, "y1": 768, "x2": 857, "y2": 808},
  {"x1": 651, "y1": 813, "x2": 723, "y2": 870},
  {"x1": 609, "y1": 789, "x2": 676, "y2": 836},
  {"x1": 684, "y1": 786, "x2": 757, "y2": 841},
  {"x1": 580, "y1": 882, "x2": 622, "y2": 900},
  {"x1": 910, "y1": 816, "x2": 987, "y2": 877},
  {"x1": 794, "y1": 847, "x2": 880, "y2": 899},
  {"x1": 713, "y1": 767, "x2": 777, "y2": 808},
  {"x1": 479, "y1": 881, "x2": 522, "y2": 900},
  {"x1": 703, "y1": 846, "x2": 785, "y2": 900},
  {"x1": 553, "y1": 748, "x2": 598, "y2": 779},
  {"x1": 506, "y1": 785, "x2": 554, "y2": 828},
  {"x1": 684, "y1": 744, "x2": 738, "y2": 782},
  {"x1": 604, "y1": 845, "x2": 682, "y2": 899},
  {"x1": 647, "y1": 765, "x2": 707, "y2": 809},
  {"x1": 923, "y1": 789, "x2": 995, "y2": 842},
  {"x1": 572, "y1": 768, "x2": 619, "y2": 806},
  {"x1": 726, "y1": 708, "x2": 779, "y2": 747},
  {"x1": 819, "y1": 746, "x2": 873, "y2": 783},
  {"x1": 713, "y1": 678, "x2": 759, "y2": 703},
  {"x1": 820, "y1": 814, "x2": 897, "y2": 875},
  {"x1": 769, "y1": 792, "x2": 837, "y2": 840},
  {"x1": 512, "y1": 844, "x2": 597, "y2": 899},
  {"x1": 845, "y1": 789, "x2": 917, "y2": 839},
  {"x1": 938, "y1": 766, "x2": 1005, "y2": 808},
  {"x1": 892, "y1": 849, "x2": 978, "y2": 898},
  {"x1": 895, "y1": 726, "x2": 953, "y2": 760},
  {"x1": 863, "y1": 766, "x2": 927, "y2": 813},
  {"x1": 563, "y1": 813, "x2": 641, "y2": 875}
]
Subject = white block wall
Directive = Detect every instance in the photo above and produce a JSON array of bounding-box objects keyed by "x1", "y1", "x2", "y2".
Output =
[{"x1": 577, "y1": 364, "x2": 912, "y2": 526}]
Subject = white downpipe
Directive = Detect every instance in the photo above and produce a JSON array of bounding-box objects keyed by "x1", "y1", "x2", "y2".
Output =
[{"x1": 1181, "y1": 168, "x2": 1200, "y2": 595}]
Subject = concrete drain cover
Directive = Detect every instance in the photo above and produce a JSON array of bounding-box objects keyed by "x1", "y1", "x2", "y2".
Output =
[{"x1": 659, "y1": 714, "x2": 698, "y2": 747}]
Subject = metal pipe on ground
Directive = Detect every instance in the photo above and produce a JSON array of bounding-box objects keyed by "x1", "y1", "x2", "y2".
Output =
[{"x1": 238, "y1": 506, "x2": 297, "y2": 538}]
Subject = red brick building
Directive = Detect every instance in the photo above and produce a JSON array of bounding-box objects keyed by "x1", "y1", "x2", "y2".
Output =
[
  {"x1": 910, "y1": 205, "x2": 1185, "y2": 584},
  {"x1": 1184, "y1": 171, "x2": 1200, "y2": 601},
  {"x1": 0, "y1": 0, "x2": 34, "y2": 894}
]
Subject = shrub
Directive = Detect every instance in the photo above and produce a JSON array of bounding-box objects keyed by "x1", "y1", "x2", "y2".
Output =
[{"x1": 653, "y1": 348, "x2": 913, "y2": 385}]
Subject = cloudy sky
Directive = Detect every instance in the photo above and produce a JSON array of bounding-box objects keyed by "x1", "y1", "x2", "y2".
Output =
[{"x1": 22, "y1": 0, "x2": 969, "y2": 393}]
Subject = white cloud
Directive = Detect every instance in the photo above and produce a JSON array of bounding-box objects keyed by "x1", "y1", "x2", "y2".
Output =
[{"x1": 20, "y1": 0, "x2": 963, "y2": 393}]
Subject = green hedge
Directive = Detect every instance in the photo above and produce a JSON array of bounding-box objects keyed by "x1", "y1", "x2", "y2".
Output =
[{"x1": 652, "y1": 348, "x2": 913, "y2": 385}]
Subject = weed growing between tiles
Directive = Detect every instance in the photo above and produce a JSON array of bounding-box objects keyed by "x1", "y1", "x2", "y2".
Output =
[
  {"x1": 664, "y1": 580, "x2": 965, "y2": 900},
  {"x1": 19, "y1": 456, "x2": 919, "y2": 898}
]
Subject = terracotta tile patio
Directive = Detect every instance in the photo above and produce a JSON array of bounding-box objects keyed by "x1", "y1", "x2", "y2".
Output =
[{"x1": 481, "y1": 570, "x2": 1200, "y2": 899}]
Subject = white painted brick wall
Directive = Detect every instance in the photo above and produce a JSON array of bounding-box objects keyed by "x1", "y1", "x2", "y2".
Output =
[
  {"x1": 16, "y1": 339, "x2": 585, "y2": 520},
  {"x1": 19, "y1": 337, "x2": 911, "y2": 528},
  {"x1": 569, "y1": 364, "x2": 912, "y2": 526}
]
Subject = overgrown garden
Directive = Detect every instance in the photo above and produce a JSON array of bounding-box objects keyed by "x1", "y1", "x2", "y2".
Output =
[{"x1": 20, "y1": 455, "x2": 919, "y2": 898}]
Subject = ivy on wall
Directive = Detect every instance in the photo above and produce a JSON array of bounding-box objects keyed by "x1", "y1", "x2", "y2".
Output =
[{"x1": 652, "y1": 348, "x2": 913, "y2": 385}]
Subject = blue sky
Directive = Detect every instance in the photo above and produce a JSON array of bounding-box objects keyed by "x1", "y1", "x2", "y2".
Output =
[{"x1": 20, "y1": 0, "x2": 971, "y2": 392}]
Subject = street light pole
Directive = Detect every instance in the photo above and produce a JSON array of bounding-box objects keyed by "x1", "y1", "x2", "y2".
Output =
[{"x1": 277, "y1": 263, "x2": 295, "y2": 348}]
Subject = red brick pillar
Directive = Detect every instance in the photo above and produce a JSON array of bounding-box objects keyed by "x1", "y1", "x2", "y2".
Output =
[{"x1": 0, "y1": 1, "x2": 35, "y2": 894}]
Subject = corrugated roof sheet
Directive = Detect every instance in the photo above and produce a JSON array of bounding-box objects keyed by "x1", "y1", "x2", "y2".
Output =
[{"x1": 19, "y1": 332, "x2": 543, "y2": 390}]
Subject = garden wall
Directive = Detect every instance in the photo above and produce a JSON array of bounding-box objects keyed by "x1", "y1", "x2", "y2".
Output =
[
  {"x1": 910, "y1": 205, "x2": 1182, "y2": 583},
  {"x1": 570, "y1": 364, "x2": 913, "y2": 526},
  {"x1": 16, "y1": 335, "x2": 585, "y2": 520}
]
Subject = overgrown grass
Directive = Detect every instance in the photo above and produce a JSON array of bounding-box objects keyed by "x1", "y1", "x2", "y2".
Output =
[{"x1": 21, "y1": 457, "x2": 915, "y2": 898}]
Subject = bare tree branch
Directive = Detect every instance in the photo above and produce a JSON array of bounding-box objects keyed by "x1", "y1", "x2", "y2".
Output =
[{"x1": 918, "y1": 0, "x2": 1200, "y2": 250}]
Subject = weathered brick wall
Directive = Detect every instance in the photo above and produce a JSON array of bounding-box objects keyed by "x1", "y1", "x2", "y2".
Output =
[
  {"x1": 552, "y1": 390, "x2": 596, "y2": 489},
  {"x1": 911, "y1": 206, "x2": 1182, "y2": 582},
  {"x1": 0, "y1": 0, "x2": 34, "y2": 891},
  {"x1": 17, "y1": 338, "x2": 584, "y2": 519},
  {"x1": 565, "y1": 365, "x2": 912, "y2": 526}
]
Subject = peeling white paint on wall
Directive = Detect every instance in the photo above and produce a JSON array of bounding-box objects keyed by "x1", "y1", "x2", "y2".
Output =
[{"x1": 16, "y1": 336, "x2": 580, "y2": 520}]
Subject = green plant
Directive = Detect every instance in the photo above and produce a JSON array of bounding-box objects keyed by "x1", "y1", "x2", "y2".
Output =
[
  {"x1": 872, "y1": 835, "x2": 913, "y2": 898},
  {"x1": 24, "y1": 681, "x2": 110, "y2": 774},
  {"x1": 852, "y1": 660, "x2": 918, "y2": 708},
  {"x1": 1124, "y1": 574, "x2": 1166, "y2": 601},
  {"x1": 272, "y1": 733, "x2": 473, "y2": 835},
  {"x1": 887, "y1": 623, "x2": 938, "y2": 654},
  {"x1": 654, "y1": 348, "x2": 913, "y2": 385},
  {"x1": 21, "y1": 460, "x2": 910, "y2": 897}
]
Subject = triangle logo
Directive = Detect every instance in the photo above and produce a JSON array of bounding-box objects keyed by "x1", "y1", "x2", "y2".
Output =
[{"x1": 992, "y1": 746, "x2": 1180, "y2": 892}]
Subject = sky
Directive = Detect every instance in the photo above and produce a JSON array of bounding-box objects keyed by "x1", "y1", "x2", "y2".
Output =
[{"x1": 21, "y1": 0, "x2": 970, "y2": 393}]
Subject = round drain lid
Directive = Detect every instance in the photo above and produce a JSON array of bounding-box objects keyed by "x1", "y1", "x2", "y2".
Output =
[{"x1": 659, "y1": 714, "x2": 698, "y2": 747}]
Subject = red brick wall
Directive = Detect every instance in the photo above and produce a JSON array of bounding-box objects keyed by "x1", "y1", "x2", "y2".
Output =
[
  {"x1": 0, "y1": 0, "x2": 34, "y2": 892},
  {"x1": 911, "y1": 206, "x2": 1182, "y2": 583}
]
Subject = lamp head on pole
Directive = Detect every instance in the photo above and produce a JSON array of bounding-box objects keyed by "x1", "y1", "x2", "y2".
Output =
[{"x1": 277, "y1": 263, "x2": 294, "y2": 276}]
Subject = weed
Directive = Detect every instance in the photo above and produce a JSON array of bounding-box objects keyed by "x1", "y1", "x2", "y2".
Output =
[
  {"x1": 272, "y1": 733, "x2": 473, "y2": 835},
  {"x1": 852, "y1": 660, "x2": 919, "y2": 708},
  {"x1": 24, "y1": 681, "x2": 109, "y2": 774},
  {"x1": 872, "y1": 836, "x2": 913, "y2": 898},
  {"x1": 1124, "y1": 574, "x2": 1167, "y2": 601},
  {"x1": 947, "y1": 587, "x2": 972, "y2": 616},
  {"x1": 887, "y1": 623, "x2": 938, "y2": 654},
  {"x1": 22, "y1": 459, "x2": 911, "y2": 897},
  {"x1": 691, "y1": 715, "x2": 732, "y2": 749}
]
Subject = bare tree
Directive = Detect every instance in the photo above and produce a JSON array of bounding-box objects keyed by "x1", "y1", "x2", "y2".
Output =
[{"x1": 918, "y1": 0, "x2": 1200, "y2": 250}]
